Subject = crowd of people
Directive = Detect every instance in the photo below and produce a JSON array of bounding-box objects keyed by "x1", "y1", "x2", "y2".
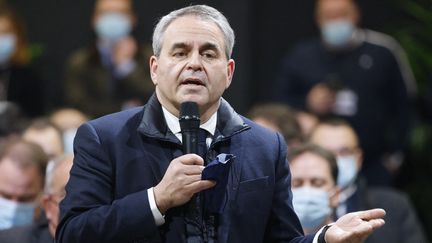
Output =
[{"x1": 0, "y1": 0, "x2": 429, "y2": 242}]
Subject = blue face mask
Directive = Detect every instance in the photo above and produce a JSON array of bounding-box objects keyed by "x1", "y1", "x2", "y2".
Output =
[
  {"x1": 321, "y1": 20, "x2": 355, "y2": 47},
  {"x1": 0, "y1": 34, "x2": 16, "y2": 65},
  {"x1": 95, "y1": 12, "x2": 132, "y2": 42},
  {"x1": 0, "y1": 197, "x2": 35, "y2": 230},
  {"x1": 292, "y1": 187, "x2": 331, "y2": 230},
  {"x1": 336, "y1": 155, "x2": 358, "y2": 189}
]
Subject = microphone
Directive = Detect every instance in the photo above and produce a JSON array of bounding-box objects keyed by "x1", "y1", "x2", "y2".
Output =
[{"x1": 179, "y1": 102, "x2": 200, "y2": 154}]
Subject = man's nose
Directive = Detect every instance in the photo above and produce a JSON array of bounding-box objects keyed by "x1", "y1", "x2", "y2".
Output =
[{"x1": 186, "y1": 52, "x2": 203, "y2": 71}]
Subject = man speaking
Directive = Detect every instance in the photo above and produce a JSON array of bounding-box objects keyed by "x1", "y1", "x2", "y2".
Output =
[{"x1": 56, "y1": 5, "x2": 385, "y2": 243}]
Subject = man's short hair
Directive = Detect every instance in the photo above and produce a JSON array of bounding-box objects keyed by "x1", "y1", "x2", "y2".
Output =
[
  {"x1": 288, "y1": 143, "x2": 338, "y2": 183},
  {"x1": 248, "y1": 103, "x2": 304, "y2": 144},
  {"x1": 0, "y1": 137, "x2": 48, "y2": 179},
  {"x1": 152, "y1": 5, "x2": 235, "y2": 59},
  {"x1": 310, "y1": 117, "x2": 359, "y2": 145}
]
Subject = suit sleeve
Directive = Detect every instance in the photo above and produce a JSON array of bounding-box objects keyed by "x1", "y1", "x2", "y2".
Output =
[
  {"x1": 55, "y1": 123, "x2": 158, "y2": 243},
  {"x1": 264, "y1": 132, "x2": 315, "y2": 243}
]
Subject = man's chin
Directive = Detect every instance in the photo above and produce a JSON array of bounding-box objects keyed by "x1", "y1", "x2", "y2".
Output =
[{"x1": 178, "y1": 94, "x2": 207, "y2": 106}]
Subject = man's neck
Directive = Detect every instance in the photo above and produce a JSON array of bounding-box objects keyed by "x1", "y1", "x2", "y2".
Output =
[{"x1": 156, "y1": 95, "x2": 219, "y2": 124}]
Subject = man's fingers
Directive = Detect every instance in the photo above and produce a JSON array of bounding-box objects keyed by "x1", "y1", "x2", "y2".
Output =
[
  {"x1": 187, "y1": 180, "x2": 216, "y2": 194},
  {"x1": 182, "y1": 175, "x2": 202, "y2": 185},
  {"x1": 177, "y1": 154, "x2": 204, "y2": 166},
  {"x1": 183, "y1": 164, "x2": 205, "y2": 175},
  {"x1": 356, "y1": 208, "x2": 386, "y2": 221},
  {"x1": 368, "y1": 218, "x2": 385, "y2": 230}
]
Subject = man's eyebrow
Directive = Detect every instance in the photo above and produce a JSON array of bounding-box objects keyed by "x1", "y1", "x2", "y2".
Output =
[
  {"x1": 200, "y1": 42, "x2": 220, "y2": 52},
  {"x1": 170, "y1": 42, "x2": 189, "y2": 51}
]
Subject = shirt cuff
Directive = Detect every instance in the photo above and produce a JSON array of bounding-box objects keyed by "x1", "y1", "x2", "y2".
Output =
[
  {"x1": 313, "y1": 223, "x2": 334, "y2": 243},
  {"x1": 147, "y1": 187, "x2": 165, "y2": 226}
]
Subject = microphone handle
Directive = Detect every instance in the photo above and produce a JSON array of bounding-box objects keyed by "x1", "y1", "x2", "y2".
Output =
[{"x1": 182, "y1": 130, "x2": 198, "y2": 154}]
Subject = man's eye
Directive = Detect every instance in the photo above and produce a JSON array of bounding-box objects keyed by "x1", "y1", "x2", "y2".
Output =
[
  {"x1": 202, "y1": 52, "x2": 216, "y2": 59},
  {"x1": 173, "y1": 52, "x2": 186, "y2": 57}
]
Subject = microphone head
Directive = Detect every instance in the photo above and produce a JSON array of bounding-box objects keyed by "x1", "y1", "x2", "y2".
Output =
[{"x1": 179, "y1": 102, "x2": 200, "y2": 130}]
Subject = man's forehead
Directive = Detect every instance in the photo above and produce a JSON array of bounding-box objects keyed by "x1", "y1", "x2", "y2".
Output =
[
  {"x1": 291, "y1": 153, "x2": 332, "y2": 177},
  {"x1": 96, "y1": 0, "x2": 131, "y2": 13},
  {"x1": 163, "y1": 16, "x2": 224, "y2": 46}
]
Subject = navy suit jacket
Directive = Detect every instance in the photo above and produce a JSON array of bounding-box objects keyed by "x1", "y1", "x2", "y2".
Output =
[{"x1": 56, "y1": 95, "x2": 314, "y2": 243}]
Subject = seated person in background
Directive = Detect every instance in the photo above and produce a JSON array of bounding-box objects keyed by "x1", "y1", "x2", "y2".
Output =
[
  {"x1": 248, "y1": 103, "x2": 304, "y2": 148},
  {"x1": 0, "y1": 154, "x2": 73, "y2": 243},
  {"x1": 0, "y1": 138, "x2": 48, "y2": 230},
  {"x1": 0, "y1": 4, "x2": 45, "y2": 118},
  {"x1": 0, "y1": 101, "x2": 27, "y2": 145},
  {"x1": 288, "y1": 143, "x2": 340, "y2": 234},
  {"x1": 22, "y1": 119, "x2": 64, "y2": 160},
  {"x1": 64, "y1": 0, "x2": 154, "y2": 118},
  {"x1": 49, "y1": 108, "x2": 88, "y2": 153},
  {"x1": 309, "y1": 119, "x2": 428, "y2": 243}
]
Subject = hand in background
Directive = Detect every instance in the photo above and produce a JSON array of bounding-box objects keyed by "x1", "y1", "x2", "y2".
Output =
[
  {"x1": 113, "y1": 36, "x2": 137, "y2": 66},
  {"x1": 307, "y1": 83, "x2": 336, "y2": 116}
]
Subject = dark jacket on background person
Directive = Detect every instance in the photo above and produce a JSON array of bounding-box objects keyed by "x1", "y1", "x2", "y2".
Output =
[
  {"x1": 339, "y1": 179, "x2": 428, "y2": 243},
  {"x1": 56, "y1": 94, "x2": 315, "y2": 243},
  {"x1": 274, "y1": 29, "x2": 416, "y2": 186},
  {"x1": 0, "y1": 65, "x2": 45, "y2": 117},
  {"x1": 0, "y1": 214, "x2": 52, "y2": 243},
  {"x1": 64, "y1": 44, "x2": 154, "y2": 118}
]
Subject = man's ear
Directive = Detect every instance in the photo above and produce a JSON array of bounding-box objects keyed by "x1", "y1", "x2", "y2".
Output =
[
  {"x1": 225, "y1": 59, "x2": 235, "y2": 89},
  {"x1": 356, "y1": 148, "x2": 363, "y2": 171},
  {"x1": 149, "y1": 56, "x2": 158, "y2": 86}
]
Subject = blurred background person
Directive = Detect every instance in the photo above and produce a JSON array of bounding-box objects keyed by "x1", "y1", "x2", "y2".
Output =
[
  {"x1": 0, "y1": 154, "x2": 73, "y2": 242},
  {"x1": 63, "y1": 0, "x2": 153, "y2": 118},
  {"x1": 22, "y1": 119, "x2": 64, "y2": 160},
  {"x1": 287, "y1": 143, "x2": 340, "y2": 234},
  {"x1": 309, "y1": 119, "x2": 428, "y2": 243},
  {"x1": 0, "y1": 138, "x2": 47, "y2": 230},
  {"x1": 273, "y1": 0, "x2": 416, "y2": 186},
  {"x1": 0, "y1": 101, "x2": 27, "y2": 145},
  {"x1": 248, "y1": 103, "x2": 304, "y2": 148},
  {"x1": 0, "y1": 4, "x2": 45, "y2": 118},
  {"x1": 49, "y1": 108, "x2": 88, "y2": 153}
]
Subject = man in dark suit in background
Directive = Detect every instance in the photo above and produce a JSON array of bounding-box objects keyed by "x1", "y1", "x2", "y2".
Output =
[
  {"x1": 309, "y1": 119, "x2": 428, "y2": 243},
  {"x1": 56, "y1": 5, "x2": 385, "y2": 243}
]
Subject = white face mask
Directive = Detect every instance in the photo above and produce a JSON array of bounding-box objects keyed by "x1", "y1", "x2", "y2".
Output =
[
  {"x1": 292, "y1": 187, "x2": 331, "y2": 230},
  {"x1": 0, "y1": 197, "x2": 35, "y2": 230},
  {"x1": 321, "y1": 19, "x2": 355, "y2": 47},
  {"x1": 95, "y1": 12, "x2": 132, "y2": 42},
  {"x1": 63, "y1": 128, "x2": 77, "y2": 154},
  {"x1": 336, "y1": 155, "x2": 358, "y2": 189},
  {"x1": 0, "y1": 34, "x2": 16, "y2": 65}
]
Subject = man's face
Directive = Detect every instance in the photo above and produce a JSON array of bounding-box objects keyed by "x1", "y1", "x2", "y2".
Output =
[
  {"x1": 150, "y1": 16, "x2": 235, "y2": 119},
  {"x1": 310, "y1": 124, "x2": 362, "y2": 169},
  {"x1": 290, "y1": 152, "x2": 338, "y2": 207},
  {"x1": 0, "y1": 17, "x2": 14, "y2": 35},
  {"x1": 291, "y1": 152, "x2": 335, "y2": 192},
  {"x1": 0, "y1": 157, "x2": 42, "y2": 203},
  {"x1": 316, "y1": 0, "x2": 359, "y2": 28},
  {"x1": 23, "y1": 128, "x2": 63, "y2": 160}
]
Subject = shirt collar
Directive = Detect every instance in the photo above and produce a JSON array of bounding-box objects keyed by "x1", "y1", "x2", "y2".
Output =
[{"x1": 161, "y1": 106, "x2": 217, "y2": 136}]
